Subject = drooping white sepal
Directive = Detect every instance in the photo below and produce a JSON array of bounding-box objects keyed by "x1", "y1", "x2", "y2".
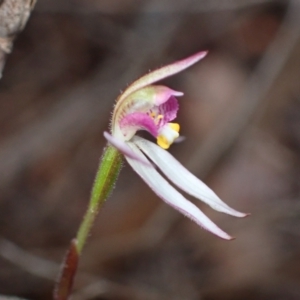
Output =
[
  {"x1": 125, "y1": 142, "x2": 234, "y2": 240},
  {"x1": 133, "y1": 136, "x2": 247, "y2": 218}
]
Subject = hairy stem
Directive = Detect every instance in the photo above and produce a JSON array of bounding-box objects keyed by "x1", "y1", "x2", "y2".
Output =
[{"x1": 76, "y1": 145, "x2": 122, "y2": 253}]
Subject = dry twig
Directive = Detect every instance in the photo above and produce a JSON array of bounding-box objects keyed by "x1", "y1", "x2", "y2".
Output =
[{"x1": 0, "y1": 0, "x2": 36, "y2": 78}]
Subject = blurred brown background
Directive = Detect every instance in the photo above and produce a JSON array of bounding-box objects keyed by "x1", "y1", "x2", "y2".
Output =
[{"x1": 1, "y1": 0, "x2": 300, "y2": 299}]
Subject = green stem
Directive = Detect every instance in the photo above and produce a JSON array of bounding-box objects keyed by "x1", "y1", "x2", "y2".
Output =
[{"x1": 76, "y1": 145, "x2": 122, "y2": 254}]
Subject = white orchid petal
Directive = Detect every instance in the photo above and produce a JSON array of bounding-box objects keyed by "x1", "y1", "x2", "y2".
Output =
[
  {"x1": 103, "y1": 132, "x2": 151, "y2": 166},
  {"x1": 126, "y1": 142, "x2": 233, "y2": 240},
  {"x1": 118, "y1": 51, "x2": 208, "y2": 103},
  {"x1": 134, "y1": 137, "x2": 247, "y2": 218}
]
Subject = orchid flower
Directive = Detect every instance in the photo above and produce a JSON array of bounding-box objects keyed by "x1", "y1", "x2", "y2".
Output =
[
  {"x1": 54, "y1": 52, "x2": 248, "y2": 300},
  {"x1": 104, "y1": 51, "x2": 247, "y2": 240}
]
